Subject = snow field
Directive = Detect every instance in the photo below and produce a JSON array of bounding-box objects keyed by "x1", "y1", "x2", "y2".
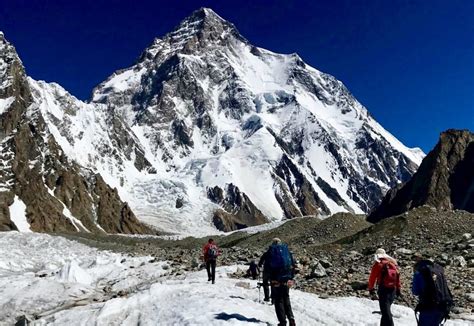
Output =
[{"x1": 0, "y1": 232, "x2": 169, "y2": 324}]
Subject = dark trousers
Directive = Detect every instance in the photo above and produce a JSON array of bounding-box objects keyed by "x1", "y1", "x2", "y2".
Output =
[
  {"x1": 272, "y1": 284, "x2": 295, "y2": 326},
  {"x1": 419, "y1": 309, "x2": 444, "y2": 326},
  {"x1": 262, "y1": 273, "x2": 271, "y2": 300},
  {"x1": 378, "y1": 286, "x2": 396, "y2": 326},
  {"x1": 206, "y1": 259, "x2": 216, "y2": 282}
]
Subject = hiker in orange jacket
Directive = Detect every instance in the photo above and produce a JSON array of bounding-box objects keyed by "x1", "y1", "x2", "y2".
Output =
[
  {"x1": 368, "y1": 248, "x2": 401, "y2": 326},
  {"x1": 202, "y1": 238, "x2": 220, "y2": 284}
]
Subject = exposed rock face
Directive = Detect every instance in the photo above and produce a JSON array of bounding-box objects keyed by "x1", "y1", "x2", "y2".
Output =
[
  {"x1": 0, "y1": 33, "x2": 152, "y2": 234},
  {"x1": 207, "y1": 184, "x2": 268, "y2": 231},
  {"x1": 273, "y1": 154, "x2": 330, "y2": 217},
  {"x1": 369, "y1": 130, "x2": 474, "y2": 222},
  {"x1": 94, "y1": 175, "x2": 151, "y2": 234}
]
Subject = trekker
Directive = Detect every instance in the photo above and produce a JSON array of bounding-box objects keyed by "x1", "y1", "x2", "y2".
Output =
[
  {"x1": 368, "y1": 248, "x2": 401, "y2": 326},
  {"x1": 246, "y1": 260, "x2": 260, "y2": 280},
  {"x1": 265, "y1": 238, "x2": 296, "y2": 326},
  {"x1": 258, "y1": 250, "x2": 271, "y2": 302},
  {"x1": 412, "y1": 254, "x2": 453, "y2": 326},
  {"x1": 202, "y1": 238, "x2": 220, "y2": 284}
]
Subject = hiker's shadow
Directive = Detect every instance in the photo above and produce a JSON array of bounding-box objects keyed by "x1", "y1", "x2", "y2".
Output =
[{"x1": 214, "y1": 312, "x2": 271, "y2": 325}]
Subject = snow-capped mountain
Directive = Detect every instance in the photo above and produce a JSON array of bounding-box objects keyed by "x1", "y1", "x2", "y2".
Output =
[{"x1": 0, "y1": 8, "x2": 424, "y2": 235}]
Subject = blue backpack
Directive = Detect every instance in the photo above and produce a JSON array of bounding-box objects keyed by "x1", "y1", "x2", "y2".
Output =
[{"x1": 268, "y1": 244, "x2": 293, "y2": 281}]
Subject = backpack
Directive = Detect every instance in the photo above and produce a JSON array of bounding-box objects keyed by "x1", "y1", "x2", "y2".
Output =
[
  {"x1": 417, "y1": 262, "x2": 453, "y2": 318},
  {"x1": 207, "y1": 245, "x2": 218, "y2": 260},
  {"x1": 380, "y1": 261, "x2": 399, "y2": 289},
  {"x1": 268, "y1": 244, "x2": 293, "y2": 281}
]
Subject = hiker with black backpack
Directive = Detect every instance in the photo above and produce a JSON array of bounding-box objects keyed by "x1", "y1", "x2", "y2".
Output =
[
  {"x1": 265, "y1": 238, "x2": 297, "y2": 326},
  {"x1": 368, "y1": 248, "x2": 401, "y2": 326},
  {"x1": 202, "y1": 238, "x2": 220, "y2": 284},
  {"x1": 412, "y1": 253, "x2": 453, "y2": 326},
  {"x1": 246, "y1": 260, "x2": 260, "y2": 280}
]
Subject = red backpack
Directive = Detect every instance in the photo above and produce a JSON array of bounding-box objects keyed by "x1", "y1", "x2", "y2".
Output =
[
  {"x1": 380, "y1": 261, "x2": 399, "y2": 288},
  {"x1": 207, "y1": 244, "x2": 218, "y2": 260}
]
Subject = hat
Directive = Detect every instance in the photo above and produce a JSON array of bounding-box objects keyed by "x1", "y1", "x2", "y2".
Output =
[
  {"x1": 272, "y1": 238, "x2": 281, "y2": 244},
  {"x1": 374, "y1": 248, "x2": 394, "y2": 262},
  {"x1": 412, "y1": 252, "x2": 423, "y2": 260}
]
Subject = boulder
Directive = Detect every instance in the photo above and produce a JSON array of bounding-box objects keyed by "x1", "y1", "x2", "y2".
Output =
[{"x1": 309, "y1": 261, "x2": 327, "y2": 278}]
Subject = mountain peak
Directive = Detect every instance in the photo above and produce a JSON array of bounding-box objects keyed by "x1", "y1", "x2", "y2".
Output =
[
  {"x1": 164, "y1": 7, "x2": 245, "y2": 51},
  {"x1": 190, "y1": 7, "x2": 224, "y2": 22},
  {"x1": 135, "y1": 8, "x2": 246, "y2": 62}
]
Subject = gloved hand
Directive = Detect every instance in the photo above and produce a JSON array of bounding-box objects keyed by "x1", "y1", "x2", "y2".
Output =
[
  {"x1": 287, "y1": 279, "x2": 295, "y2": 288},
  {"x1": 369, "y1": 289, "x2": 378, "y2": 301}
]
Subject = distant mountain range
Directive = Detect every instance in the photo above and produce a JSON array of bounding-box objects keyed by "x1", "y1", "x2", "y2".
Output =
[{"x1": 0, "y1": 8, "x2": 425, "y2": 235}]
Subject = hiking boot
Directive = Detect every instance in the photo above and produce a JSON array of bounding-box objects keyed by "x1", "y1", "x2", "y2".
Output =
[
  {"x1": 208, "y1": 278, "x2": 211, "y2": 281},
  {"x1": 289, "y1": 318, "x2": 296, "y2": 326},
  {"x1": 212, "y1": 280, "x2": 215, "y2": 284},
  {"x1": 263, "y1": 297, "x2": 270, "y2": 302}
]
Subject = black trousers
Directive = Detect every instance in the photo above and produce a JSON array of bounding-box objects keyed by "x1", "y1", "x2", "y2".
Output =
[
  {"x1": 378, "y1": 286, "x2": 396, "y2": 326},
  {"x1": 272, "y1": 284, "x2": 294, "y2": 325},
  {"x1": 262, "y1": 272, "x2": 271, "y2": 300},
  {"x1": 206, "y1": 259, "x2": 216, "y2": 282}
]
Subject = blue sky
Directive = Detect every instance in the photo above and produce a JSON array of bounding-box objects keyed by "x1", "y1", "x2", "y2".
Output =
[{"x1": 0, "y1": 0, "x2": 472, "y2": 152}]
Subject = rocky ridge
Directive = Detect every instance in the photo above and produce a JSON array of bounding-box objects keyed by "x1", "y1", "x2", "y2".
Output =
[
  {"x1": 370, "y1": 129, "x2": 474, "y2": 222},
  {"x1": 0, "y1": 33, "x2": 151, "y2": 234}
]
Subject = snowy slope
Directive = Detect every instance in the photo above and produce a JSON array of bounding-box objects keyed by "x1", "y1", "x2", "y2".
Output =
[
  {"x1": 29, "y1": 8, "x2": 425, "y2": 234},
  {"x1": 0, "y1": 232, "x2": 169, "y2": 324},
  {"x1": 0, "y1": 232, "x2": 471, "y2": 326}
]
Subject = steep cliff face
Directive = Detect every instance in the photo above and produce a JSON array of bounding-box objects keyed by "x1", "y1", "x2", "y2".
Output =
[
  {"x1": 207, "y1": 184, "x2": 268, "y2": 231},
  {"x1": 0, "y1": 33, "x2": 152, "y2": 234},
  {"x1": 369, "y1": 130, "x2": 474, "y2": 222}
]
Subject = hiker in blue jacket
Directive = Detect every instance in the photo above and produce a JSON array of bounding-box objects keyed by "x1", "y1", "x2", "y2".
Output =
[
  {"x1": 265, "y1": 238, "x2": 297, "y2": 326},
  {"x1": 412, "y1": 254, "x2": 453, "y2": 326}
]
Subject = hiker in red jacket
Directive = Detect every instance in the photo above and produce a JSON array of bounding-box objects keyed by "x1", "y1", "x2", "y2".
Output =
[
  {"x1": 202, "y1": 238, "x2": 220, "y2": 284},
  {"x1": 368, "y1": 248, "x2": 401, "y2": 326}
]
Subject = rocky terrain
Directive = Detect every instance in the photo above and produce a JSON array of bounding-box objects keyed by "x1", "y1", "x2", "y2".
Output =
[{"x1": 62, "y1": 206, "x2": 474, "y2": 316}]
